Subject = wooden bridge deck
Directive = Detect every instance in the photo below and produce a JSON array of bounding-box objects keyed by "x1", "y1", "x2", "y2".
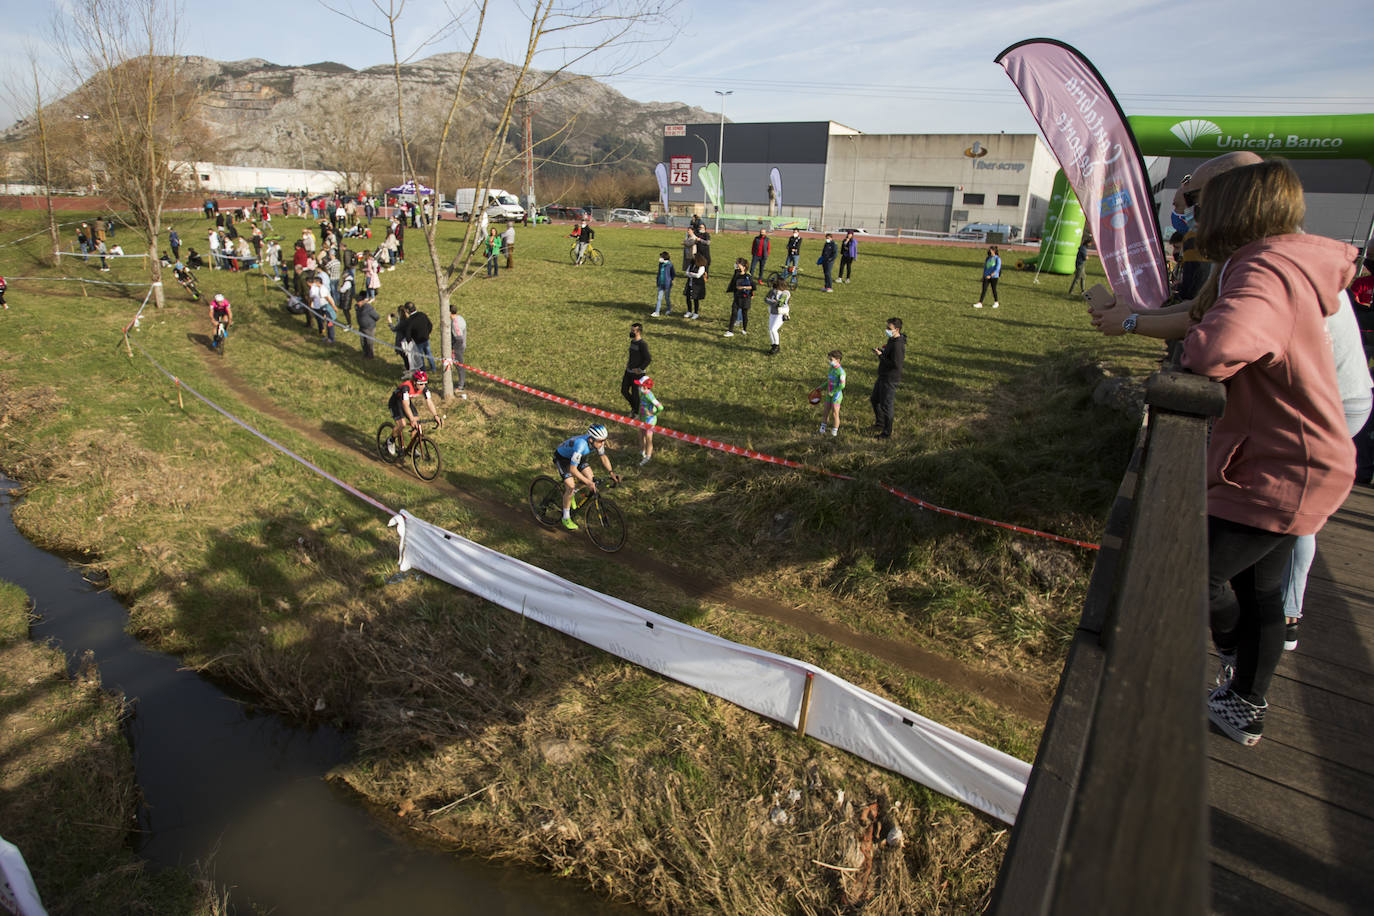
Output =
[{"x1": 1209, "y1": 483, "x2": 1374, "y2": 915}]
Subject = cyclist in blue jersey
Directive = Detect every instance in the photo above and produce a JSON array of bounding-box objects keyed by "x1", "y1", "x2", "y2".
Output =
[{"x1": 553, "y1": 424, "x2": 620, "y2": 530}]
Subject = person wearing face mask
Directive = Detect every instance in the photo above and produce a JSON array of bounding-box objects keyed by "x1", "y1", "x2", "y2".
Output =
[
  {"x1": 817, "y1": 350, "x2": 845, "y2": 437},
  {"x1": 623, "y1": 322, "x2": 651, "y2": 416},
  {"x1": 870, "y1": 318, "x2": 906, "y2": 440}
]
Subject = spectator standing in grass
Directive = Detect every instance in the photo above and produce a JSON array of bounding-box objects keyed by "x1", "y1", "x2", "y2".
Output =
[
  {"x1": 390, "y1": 304, "x2": 416, "y2": 370},
  {"x1": 681, "y1": 226, "x2": 698, "y2": 273},
  {"x1": 336, "y1": 267, "x2": 356, "y2": 326},
  {"x1": 356, "y1": 294, "x2": 380, "y2": 359},
  {"x1": 785, "y1": 228, "x2": 802, "y2": 273},
  {"x1": 838, "y1": 231, "x2": 858, "y2": 283},
  {"x1": 765, "y1": 277, "x2": 791, "y2": 355},
  {"x1": 502, "y1": 223, "x2": 516, "y2": 270},
  {"x1": 750, "y1": 229, "x2": 770, "y2": 280},
  {"x1": 450, "y1": 311, "x2": 468, "y2": 394},
  {"x1": 724, "y1": 257, "x2": 754, "y2": 337},
  {"x1": 635, "y1": 375, "x2": 663, "y2": 466},
  {"x1": 484, "y1": 226, "x2": 502, "y2": 277},
  {"x1": 818, "y1": 350, "x2": 845, "y2": 437},
  {"x1": 819, "y1": 233, "x2": 837, "y2": 292},
  {"x1": 1068, "y1": 241, "x2": 1089, "y2": 297},
  {"x1": 408, "y1": 302, "x2": 435, "y2": 371},
  {"x1": 207, "y1": 228, "x2": 220, "y2": 270},
  {"x1": 651, "y1": 251, "x2": 677, "y2": 317},
  {"x1": 695, "y1": 228, "x2": 712, "y2": 270},
  {"x1": 870, "y1": 317, "x2": 906, "y2": 439},
  {"x1": 974, "y1": 245, "x2": 1001, "y2": 308},
  {"x1": 684, "y1": 255, "x2": 708, "y2": 319},
  {"x1": 623, "y1": 322, "x2": 651, "y2": 416},
  {"x1": 168, "y1": 227, "x2": 180, "y2": 261},
  {"x1": 309, "y1": 275, "x2": 338, "y2": 344},
  {"x1": 573, "y1": 219, "x2": 594, "y2": 265}
]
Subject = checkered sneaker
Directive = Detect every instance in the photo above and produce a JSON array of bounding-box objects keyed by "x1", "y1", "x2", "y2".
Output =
[{"x1": 1208, "y1": 685, "x2": 1265, "y2": 747}]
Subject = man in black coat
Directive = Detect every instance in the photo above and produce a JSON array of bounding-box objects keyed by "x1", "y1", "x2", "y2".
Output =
[
  {"x1": 623, "y1": 322, "x2": 651, "y2": 416},
  {"x1": 870, "y1": 317, "x2": 906, "y2": 440},
  {"x1": 355, "y1": 296, "x2": 380, "y2": 359}
]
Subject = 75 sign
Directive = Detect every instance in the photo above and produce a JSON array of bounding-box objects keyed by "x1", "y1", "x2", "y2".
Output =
[{"x1": 669, "y1": 156, "x2": 693, "y2": 186}]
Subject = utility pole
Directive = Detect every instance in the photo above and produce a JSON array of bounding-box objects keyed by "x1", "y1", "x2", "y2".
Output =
[
  {"x1": 714, "y1": 90, "x2": 731, "y2": 232},
  {"x1": 523, "y1": 99, "x2": 536, "y2": 218}
]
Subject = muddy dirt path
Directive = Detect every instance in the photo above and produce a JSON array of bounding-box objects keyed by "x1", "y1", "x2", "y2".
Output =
[{"x1": 196, "y1": 337, "x2": 1052, "y2": 723}]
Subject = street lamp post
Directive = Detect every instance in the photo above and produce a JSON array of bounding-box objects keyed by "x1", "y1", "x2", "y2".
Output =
[{"x1": 714, "y1": 89, "x2": 731, "y2": 232}]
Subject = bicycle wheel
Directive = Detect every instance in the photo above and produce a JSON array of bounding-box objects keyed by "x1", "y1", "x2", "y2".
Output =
[
  {"x1": 766, "y1": 271, "x2": 784, "y2": 288},
  {"x1": 187, "y1": 282, "x2": 200, "y2": 301},
  {"x1": 412, "y1": 436, "x2": 441, "y2": 480},
  {"x1": 583, "y1": 495, "x2": 626, "y2": 552},
  {"x1": 528, "y1": 476, "x2": 563, "y2": 528},
  {"x1": 376, "y1": 423, "x2": 402, "y2": 463},
  {"x1": 588, "y1": 248, "x2": 604, "y2": 267},
  {"x1": 215, "y1": 326, "x2": 227, "y2": 357}
]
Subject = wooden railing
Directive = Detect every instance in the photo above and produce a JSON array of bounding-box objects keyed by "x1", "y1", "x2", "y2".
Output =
[{"x1": 990, "y1": 368, "x2": 1226, "y2": 915}]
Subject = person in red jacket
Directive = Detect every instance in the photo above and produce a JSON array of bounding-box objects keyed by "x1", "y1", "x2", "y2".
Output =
[
  {"x1": 749, "y1": 229, "x2": 770, "y2": 280},
  {"x1": 1180, "y1": 159, "x2": 1356, "y2": 747}
]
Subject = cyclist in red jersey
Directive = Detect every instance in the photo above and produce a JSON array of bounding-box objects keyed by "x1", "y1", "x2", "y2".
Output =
[{"x1": 387, "y1": 370, "x2": 443, "y2": 451}]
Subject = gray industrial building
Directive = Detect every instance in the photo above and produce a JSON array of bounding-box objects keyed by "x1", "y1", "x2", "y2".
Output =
[
  {"x1": 661, "y1": 121, "x2": 1059, "y2": 237},
  {"x1": 662, "y1": 121, "x2": 1374, "y2": 245}
]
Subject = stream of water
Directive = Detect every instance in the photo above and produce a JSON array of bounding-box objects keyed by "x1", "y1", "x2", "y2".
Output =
[{"x1": 0, "y1": 477, "x2": 639, "y2": 915}]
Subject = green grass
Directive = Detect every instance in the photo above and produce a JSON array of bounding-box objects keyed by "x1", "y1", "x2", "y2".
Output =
[{"x1": 0, "y1": 208, "x2": 1165, "y2": 913}]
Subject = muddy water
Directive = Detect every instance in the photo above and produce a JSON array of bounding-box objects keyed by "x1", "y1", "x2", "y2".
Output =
[{"x1": 0, "y1": 478, "x2": 639, "y2": 915}]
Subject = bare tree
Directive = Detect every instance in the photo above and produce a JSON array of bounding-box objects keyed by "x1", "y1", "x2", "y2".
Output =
[
  {"x1": 25, "y1": 54, "x2": 64, "y2": 263},
  {"x1": 330, "y1": 0, "x2": 675, "y2": 398},
  {"x1": 57, "y1": 0, "x2": 205, "y2": 307}
]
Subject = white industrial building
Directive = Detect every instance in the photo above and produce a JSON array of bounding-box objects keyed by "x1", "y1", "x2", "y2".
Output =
[{"x1": 181, "y1": 161, "x2": 345, "y2": 196}]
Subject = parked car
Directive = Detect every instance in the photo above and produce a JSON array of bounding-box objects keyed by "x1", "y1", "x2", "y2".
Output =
[
  {"x1": 542, "y1": 204, "x2": 591, "y2": 221},
  {"x1": 835, "y1": 227, "x2": 869, "y2": 235},
  {"x1": 958, "y1": 222, "x2": 1020, "y2": 240},
  {"x1": 609, "y1": 208, "x2": 652, "y2": 224},
  {"x1": 439, "y1": 201, "x2": 456, "y2": 218}
]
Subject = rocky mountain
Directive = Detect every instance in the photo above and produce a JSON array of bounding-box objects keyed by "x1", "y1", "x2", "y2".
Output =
[{"x1": 160, "y1": 53, "x2": 712, "y2": 178}]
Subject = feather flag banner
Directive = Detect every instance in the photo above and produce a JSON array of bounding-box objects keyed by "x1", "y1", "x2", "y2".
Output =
[{"x1": 996, "y1": 39, "x2": 1169, "y2": 310}]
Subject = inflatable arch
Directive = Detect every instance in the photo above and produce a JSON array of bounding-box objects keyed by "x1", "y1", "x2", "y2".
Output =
[{"x1": 1028, "y1": 113, "x2": 1374, "y2": 273}]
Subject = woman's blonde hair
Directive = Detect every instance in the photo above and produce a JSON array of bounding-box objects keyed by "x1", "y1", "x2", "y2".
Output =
[{"x1": 1196, "y1": 159, "x2": 1305, "y2": 263}]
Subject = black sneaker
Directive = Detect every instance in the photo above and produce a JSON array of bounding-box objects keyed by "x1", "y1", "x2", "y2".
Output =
[
  {"x1": 1208, "y1": 685, "x2": 1265, "y2": 746},
  {"x1": 1284, "y1": 621, "x2": 1299, "y2": 651}
]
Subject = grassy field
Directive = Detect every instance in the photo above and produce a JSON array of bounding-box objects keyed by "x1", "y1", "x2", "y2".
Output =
[{"x1": 0, "y1": 208, "x2": 1162, "y2": 913}]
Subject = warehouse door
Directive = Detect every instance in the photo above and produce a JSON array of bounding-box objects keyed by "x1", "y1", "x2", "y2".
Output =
[{"x1": 887, "y1": 186, "x2": 954, "y2": 233}]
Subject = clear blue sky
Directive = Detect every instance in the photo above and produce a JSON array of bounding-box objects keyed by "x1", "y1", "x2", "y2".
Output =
[{"x1": 4, "y1": 0, "x2": 1372, "y2": 135}]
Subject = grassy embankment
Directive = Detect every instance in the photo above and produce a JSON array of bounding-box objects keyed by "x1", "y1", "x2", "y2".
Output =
[
  {"x1": 0, "y1": 579, "x2": 224, "y2": 914},
  {"x1": 0, "y1": 209, "x2": 1161, "y2": 913}
]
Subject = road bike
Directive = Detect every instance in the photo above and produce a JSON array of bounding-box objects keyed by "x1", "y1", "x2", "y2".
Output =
[
  {"x1": 528, "y1": 474, "x2": 625, "y2": 552},
  {"x1": 569, "y1": 243, "x2": 604, "y2": 267},
  {"x1": 376, "y1": 417, "x2": 443, "y2": 481}
]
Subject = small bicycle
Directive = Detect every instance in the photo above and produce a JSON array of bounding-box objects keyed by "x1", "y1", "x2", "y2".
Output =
[
  {"x1": 569, "y1": 243, "x2": 605, "y2": 267},
  {"x1": 528, "y1": 475, "x2": 625, "y2": 552},
  {"x1": 766, "y1": 264, "x2": 801, "y2": 291},
  {"x1": 376, "y1": 417, "x2": 443, "y2": 480}
]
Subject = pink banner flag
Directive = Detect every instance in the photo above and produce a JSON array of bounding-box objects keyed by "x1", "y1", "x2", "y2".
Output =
[{"x1": 996, "y1": 39, "x2": 1169, "y2": 310}]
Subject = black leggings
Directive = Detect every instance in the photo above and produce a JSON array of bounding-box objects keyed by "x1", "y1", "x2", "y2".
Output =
[
  {"x1": 980, "y1": 277, "x2": 999, "y2": 302},
  {"x1": 839, "y1": 256, "x2": 853, "y2": 279},
  {"x1": 1207, "y1": 515, "x2": 1295, "y2": 704}
]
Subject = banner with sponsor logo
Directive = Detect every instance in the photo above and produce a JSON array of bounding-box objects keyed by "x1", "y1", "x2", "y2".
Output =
[
  {"x1": 654, "y1": 163, "x2": 669, "y2": 213},
  {"x1": 1128, "y1": 114, "x2": 1374, "y2": 160},
  {"x1": 996, "y1": 39, "x2": 1169, "y2": 311}
]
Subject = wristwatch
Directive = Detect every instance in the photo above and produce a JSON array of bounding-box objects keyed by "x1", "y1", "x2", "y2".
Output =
[{"x1": 1121, "y1": 313, "x2": 1138, "y2": 334}]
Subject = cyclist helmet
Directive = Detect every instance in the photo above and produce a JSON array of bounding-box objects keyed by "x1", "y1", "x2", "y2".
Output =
[
  {"x1": 634, "y1": 375, "x2": 654, "y2": 390},
  {"x1": 213, "y1": 293, "x2": 225, "y2": 302},
  {"x1": 411, "y1": 370, "x2": 428, "y2": 385},
  {"x1": 586, "y1": 423, "x2": 608, "y2": 441}
]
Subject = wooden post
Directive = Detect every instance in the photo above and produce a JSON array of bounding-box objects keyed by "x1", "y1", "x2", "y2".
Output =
[
  {"x1": 122, "y1": 331, "x2": 132, "y2": 358},
  {"x1": 797, "y1": 671, "x2": 815, "y2": 736},
  {"x1": 174, "y1": 378, "x2": 184, "y2": 410}
]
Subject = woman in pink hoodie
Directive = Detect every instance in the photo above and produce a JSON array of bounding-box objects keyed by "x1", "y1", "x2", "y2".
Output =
[{"x1": 1180, "y1": 159, "x2": 1356, "y2": 746}]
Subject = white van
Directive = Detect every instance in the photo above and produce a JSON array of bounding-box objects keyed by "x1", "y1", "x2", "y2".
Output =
[{"x1": 452, "y1": 187, "x2": 525, "y2": 222}]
